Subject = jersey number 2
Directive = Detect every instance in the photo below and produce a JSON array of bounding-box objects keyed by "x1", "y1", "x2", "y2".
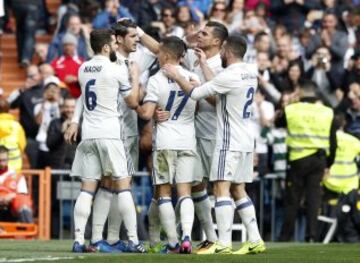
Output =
[
  {"x1": 243, "y1": 87, "x2": 255, "y2": 119},
  {"x1": 85, "y1": 79, "x2": 97, "y2": 111},
  {"x1": 165, "y1": 90, "x2": 189, "y2": 120}
]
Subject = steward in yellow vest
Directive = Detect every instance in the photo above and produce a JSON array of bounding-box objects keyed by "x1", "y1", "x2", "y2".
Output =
[
  {"x1": 0, "y1": 99, "x2": 27, "y2": 171},
  {"x1": 276, "y1": 81, "x2": 337, "y2": 242}
]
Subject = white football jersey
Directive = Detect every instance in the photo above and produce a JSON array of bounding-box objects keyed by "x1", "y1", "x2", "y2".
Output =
[
  {"x1": 116, "y1": 47, "x2": 157, "y2": 139},
  {"x1": 144, "y1": 65, "x2": 199, "y2": 150},
  {"x1": 78, "y1": 55, "x2": 131, "y2": 140},
  {"x1": 190, "y1": 62, "x2": 258, "y2": 152},
  {"x1": 183, "y1": 49, "x2": 223, "y2": 140}
]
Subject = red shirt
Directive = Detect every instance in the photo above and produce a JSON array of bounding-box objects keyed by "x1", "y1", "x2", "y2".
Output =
[{"x1": 51, "y1": 55, "x2": 84, "y2": 98}]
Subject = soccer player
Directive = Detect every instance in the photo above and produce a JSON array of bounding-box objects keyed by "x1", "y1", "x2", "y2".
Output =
[
  {"x1": 163, "y1": 34, "x2": 266, "y2": 254},
  {"x1": 91, "y1": 19, "x2": 158, "y2": 252},
  {"x1": 150, "y1": 21, "x2": 229, "y2": 253},
  {"x1": 136, "y1": 36, "x2": 200, "y2": 254},
  {"x1": 64, "y1": 28, "x2": 144, "y2": 253}
]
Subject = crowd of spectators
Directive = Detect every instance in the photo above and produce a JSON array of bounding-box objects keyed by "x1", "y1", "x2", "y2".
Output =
[{"x1": 0, "y1": 0, "x2": 359, "y2": 240}]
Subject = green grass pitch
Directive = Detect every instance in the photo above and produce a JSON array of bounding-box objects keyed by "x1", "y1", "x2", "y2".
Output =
[{"x1": 0, "y1": 240, "x2": 359, "y2": 263}]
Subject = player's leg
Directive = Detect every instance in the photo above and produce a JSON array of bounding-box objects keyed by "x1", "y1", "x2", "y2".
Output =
[
  {"x1": 91, "y1": 177, "x2": 115, "y2": 251},
  {"x1": 152, "y1": 150, "x2": 179, "y2": 253},
  {"x1": 192, "y1": 138, "x2": 217, "y2": 245},
  {"x1": 157, "y1": 183, "x2": 179, "y2": 253},
  {"x1": 148, "y1": 185, "x2": 162, "y2": 251},
  {"x1": 71, "y1": 140, "x2": 100, "y2": 252},
  {"x1": 73, "y1": 180, "x2": 97, "y2": 252},
  {"x1": 107, "y1": 139, "x2": 136, "y2": 248},
  {"x1": 231, "y1": 152, "x2": 265, "y2": 255}
]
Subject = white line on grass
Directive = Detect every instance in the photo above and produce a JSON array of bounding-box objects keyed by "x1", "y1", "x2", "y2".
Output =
[{"x1": 0, "y1": 256, "x2": 84, "y2": 262}]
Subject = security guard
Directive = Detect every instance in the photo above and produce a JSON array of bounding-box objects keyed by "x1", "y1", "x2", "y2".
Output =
[
  {"x1": 276, "y1": 81, "x2": 337, "y2": 242},
  {"x1": 323, "y1": 113, "x2": 360, "y2": 195},
  {"x1": 0, "y1": 99, "x2": 27, "y2": 171}
]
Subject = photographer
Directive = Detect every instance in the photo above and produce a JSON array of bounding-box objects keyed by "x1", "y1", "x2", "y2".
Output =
[{"x1": 306, "y1": 46, "x2": 340, "y2": 107}]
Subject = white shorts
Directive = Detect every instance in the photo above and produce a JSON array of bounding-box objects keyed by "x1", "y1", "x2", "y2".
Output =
[
  {"x1": 124, "y1": 136, "x2": 139, "y2": 172},
  {"x1": 71, "y1": 139, "x2": 129, "y2": 181},
  {"x1": 152, "y1": 150, "x2": 198, "y2": 185},
  {"x1": 210, "y1": 150, "x2": 254, "y2": 183},
  {"x1": 194, "y1": 137, "x2": 216, "y2": 181}
]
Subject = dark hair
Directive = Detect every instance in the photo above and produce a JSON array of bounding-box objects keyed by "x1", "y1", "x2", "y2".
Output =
[
  {"x1": 0, "y1": 145, "x2": 9, "y2": 154},
  {"x1": 161, "y1": 7, "x2": 176, "y2": 18},
  {"x1": 90, "y1": 29, "x2": 114, "y2": 54},
  {"x1": 0, "y1": 98, "x2": 9, "y2": 113},
  {"x1": 161, "y1": 36, "x2": 187, "y2": 60},
  {"x1": 225, "y1": 34, "x2": 247, "y2": 59},
  {"x1": 111, "y1": 19, "x2": 137, "y2": 37},
  {"x1": 206, "y1": 21, "x2": 228, "y2": 45},
  {"x1": 334, "y1": 112, "x2": 346, "y2": 130},
  {"x1": 254, "y1": 31, "x2": 268, "y2": 43}
]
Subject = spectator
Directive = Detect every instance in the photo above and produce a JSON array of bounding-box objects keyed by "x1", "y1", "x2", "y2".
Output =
[
  {"x1": 342, "y1": 51, "x2": 360, "y2": 95},
  {"x1": 305, "y1": 12, "x2": 348, "y2": 76},
  {"x1": 282, "y1": 60, "x2": 306, "y2": 92},
  {"x1": 244, "y1": 31, "x2": 271, "y2": 63},
  {"x1": 208, "y1": 1, "x2": 227, "y2": 24},
  {"x1": 245, "y1": 0, "x2": 271, "y2": 11},
  {"x1": 257, "y1": 51, "x2": 282, "y2": 104},
  {"x1": 46, "y1": 96, "x2": 76, "y2": 169},
  {"x1": 7, "y1": 65, "x2": 44, "y2": 168},
  {"x1": 46, "y1": 13, "x2": 91, "y2": 62},
  {"x1": 34, "y1": 43, "x2": 49, "y2": 65},
  {"x1": 0, "y1": 145, "x2": 33, "y2": 223},
  {"x1": 151, "y1": 7, "x2": 184, "y2": 38},
  {"x1": 39, "y1": 63, "x2": 55, "y2": 80},
  {"x1": 270, "y1": 0, "x2": 319, "y2": 34},
  {"x1": 0, "y1": 99, "x2": 26, "y2": 171},
  {"x1": 176, "y1": 4, "x2": 196, "y2": 29},
  {"x1": 129, "y1": 0, "x2": 164, "y2": 28},
  {"x1": 11, "y1": 0, "x2": 42, "y2": 67},
  {"x1": 306, "y1": 46, "x2": 340, "y2": 107},
  {"x1": 50, "y1": 33, "x2": 84, "y2": 98},
  {"x1": 341, "y1": 82, "x2": 360, "y2": 139},
  {"x1": 34, "y1": 76, "x2": 61, "y2": 168},
  {"x1": 226, "y1": 0, "x2": 245, "y2": 33},
  {"x1": 92, "y1": 0, "x2": 134, "y2": 29},
  {"x1": 250, "y1": 89, "x2": 275, "y2": 177}
]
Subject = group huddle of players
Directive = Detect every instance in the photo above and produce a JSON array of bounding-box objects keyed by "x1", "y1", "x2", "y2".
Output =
[{"x1": 64, "y1": 18, "x2": 266, "y2": 255}]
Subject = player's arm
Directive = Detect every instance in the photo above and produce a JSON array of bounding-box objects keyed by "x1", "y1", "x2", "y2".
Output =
[
  {"x1": 136, "y1": 102, "x2": 157, "y2": 121},
  {"x1": 123, "y1": 62, "x2": 140, "y2": 109},
  {"x1": 64, "y1": 95, "x2": 83, "y2": 144},
  {"x1": 195, "y1": 48, "x2": 215, "y2": 81},
  {"x1": 137, "y1": 26, "x2": 160, "y2": 54}
]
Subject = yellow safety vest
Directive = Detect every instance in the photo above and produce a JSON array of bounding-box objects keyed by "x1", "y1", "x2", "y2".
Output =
[
  {"x1": 0, "y1": 113, "x2": 27, "y2": 171},
  {"x1": 323, "y1": 130, "x2": 360, "y2": 194},
  {"x1": 285, "y1": 102, "x2": 333, "y2": 161}
]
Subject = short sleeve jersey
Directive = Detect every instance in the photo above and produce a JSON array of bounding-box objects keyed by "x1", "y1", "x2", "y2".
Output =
[
  {"x1": 78, "y1": 55, "x2": 131, "y2": 140},
  {"x1": 144, "y1": 65, "x2": 199, "y2": 150}
]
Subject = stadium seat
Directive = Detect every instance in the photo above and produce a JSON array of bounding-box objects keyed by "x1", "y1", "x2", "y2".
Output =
[{"x1": 0, "y1": 222, "x2": 38, "y2": 239}]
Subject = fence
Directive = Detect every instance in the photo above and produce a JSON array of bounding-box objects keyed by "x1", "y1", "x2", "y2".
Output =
[{"x1": 50, "y1": 169, "x2": 282, "y2": 241}]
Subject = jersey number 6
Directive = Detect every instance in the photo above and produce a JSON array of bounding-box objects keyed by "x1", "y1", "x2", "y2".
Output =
[
  {"x1": 85, "y1": 79, "x2": 97, "y2": 111},
  {"x1": 243, "y1": 87, "x2": 255, "y2": 119}
]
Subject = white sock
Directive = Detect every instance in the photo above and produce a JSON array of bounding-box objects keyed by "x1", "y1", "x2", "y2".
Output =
[
  {"x1": 215, "y1": 197, "x2": 234, "y2": 247},
  {"x1": 148, "y1": 199, "x2": 161, "y2": 247},
  {"x1": 117, "y1": 190, "x2": 139, "y2": 244},
  {"x1": 74, "y1": 191, "x2": 93, "y2": 245},
  {"x1": 235, "y1": 197, "x2": 261, "y2": 243},
  {"x1": 91, "y1": 187, "x2": 113, "y2": 243},
  {"x1": 178, "y1": 196, "x2": 194, "y2": 240},
  {"x1": 192, "y1": 190, "x2": 217, "y2": 242},
  {"x1": 107, "y1": 193, "x2": 122, "y2": 244},
  {"x1": 158, "y1": 197, "x2": 178, "y2": 246}
]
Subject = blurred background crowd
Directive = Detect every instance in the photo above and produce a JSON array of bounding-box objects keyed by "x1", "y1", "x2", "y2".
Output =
[{"x1": 0, "y1": 0, "x2": 359, "y2": 242}]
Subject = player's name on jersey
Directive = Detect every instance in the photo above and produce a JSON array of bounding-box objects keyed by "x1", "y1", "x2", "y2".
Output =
[
  {"x1": 84, "y1": 65, "x2": 103, "y2": 73},
  {"x1": 241, "y1": 73, "x2": 257, "y2": 80}
]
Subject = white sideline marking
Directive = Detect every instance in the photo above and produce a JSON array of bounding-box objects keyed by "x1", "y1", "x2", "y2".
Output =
[{"x1": 0, "y1": 256, "x2": 83, "y2": 262}]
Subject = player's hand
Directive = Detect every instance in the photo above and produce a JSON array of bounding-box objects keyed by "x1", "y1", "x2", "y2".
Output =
[
  {"x1": 162, "y1": 64, "x2": 180, "y2": 80},
  {"x1": 64, "y1": 122, "x2": 79, "y2": 144},
  {"x1": 154, "y1": 107, "x2": 170, "y2": 122},
  {"x1": 194, "y1": 48, "x2": 207, "y2": 65}
]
